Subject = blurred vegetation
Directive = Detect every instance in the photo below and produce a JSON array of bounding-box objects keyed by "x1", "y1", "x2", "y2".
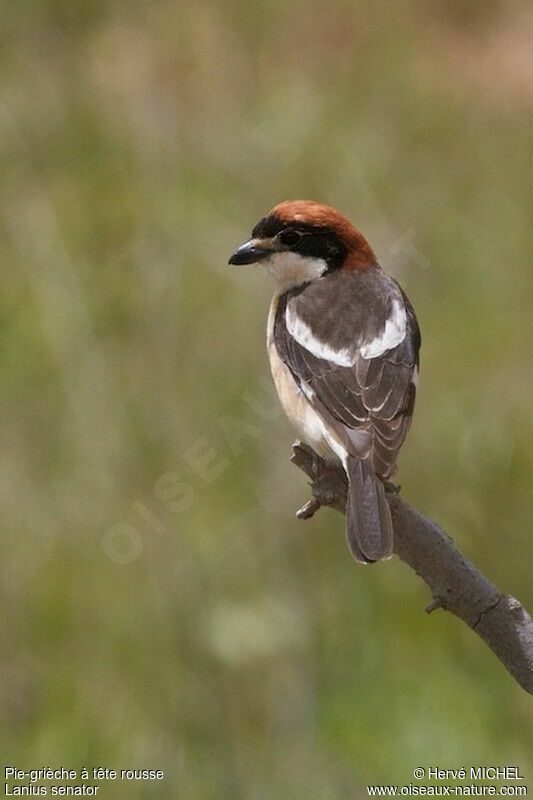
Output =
[{"x1": 1, "y1": 0, "x2": 532, "y2": 797}]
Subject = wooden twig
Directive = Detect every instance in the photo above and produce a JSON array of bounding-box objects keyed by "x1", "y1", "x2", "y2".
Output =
[{"x1": 291, "y1": 441, "x2": 533, "y2": 695}]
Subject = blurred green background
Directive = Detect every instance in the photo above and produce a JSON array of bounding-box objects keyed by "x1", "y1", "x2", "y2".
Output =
[{"x1": 1, "y1": 0, "x2": 532, "y2": 797}]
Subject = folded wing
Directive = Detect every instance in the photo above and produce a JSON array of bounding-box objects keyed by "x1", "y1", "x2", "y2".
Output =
[{"x1": 274, "y1": 269, "x2": 420, "y2": 479}]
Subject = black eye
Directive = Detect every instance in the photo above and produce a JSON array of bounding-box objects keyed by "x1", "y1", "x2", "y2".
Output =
[{"x1": 279, "y1": 229, "x2": 302, "y2": 247}]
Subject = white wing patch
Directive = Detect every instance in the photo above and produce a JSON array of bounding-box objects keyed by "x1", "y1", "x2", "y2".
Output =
[
  {"x1": 359, "y1": 299, "x2": 407, "y2": 359},
  {"x1": 286, "y1": 304, "x2": 355, "y2": 367},
  {"x1": 286, "y1": 296, "x2": 407, "y2": 366}
]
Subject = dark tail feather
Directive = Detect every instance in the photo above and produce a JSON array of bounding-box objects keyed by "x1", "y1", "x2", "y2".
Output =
[{"x1": 345, "y1": 457, "x2": 393, "y2": 563}]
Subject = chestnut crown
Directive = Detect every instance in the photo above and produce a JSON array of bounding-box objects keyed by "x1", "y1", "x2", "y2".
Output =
[{"x1": 229, "y1": 200, "x2": 377, "y2": 272}]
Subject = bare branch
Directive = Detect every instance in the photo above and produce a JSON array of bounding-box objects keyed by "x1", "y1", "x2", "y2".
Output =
[{"x1": 291, "y1": 441, "x2": 533, "y2": 695}]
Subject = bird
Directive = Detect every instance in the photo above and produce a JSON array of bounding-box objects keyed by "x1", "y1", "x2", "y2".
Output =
[{"x1": 228, "y1": 201, "x2": 421, "y2": 563}]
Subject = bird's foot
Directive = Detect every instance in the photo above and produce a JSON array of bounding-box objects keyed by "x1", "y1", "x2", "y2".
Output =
[
  {"x1": 312, "y1": 466, "x2": 345, "y2": 507},
  {"x1": 291, "y1": 441, "x2": 348, "y2": 517},
  {"x1": 384, "y1": 480, "x2": 401, "y2": 494}
]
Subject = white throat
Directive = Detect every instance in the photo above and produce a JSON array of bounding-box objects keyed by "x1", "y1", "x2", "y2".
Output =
[{"x1": 266, "y1": 252, "x2": 327, "y2": 295}]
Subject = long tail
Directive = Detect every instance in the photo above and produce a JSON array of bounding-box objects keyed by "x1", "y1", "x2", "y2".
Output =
[{"x1": 345, "y1": 456, "x2": 393, "y2": 563}]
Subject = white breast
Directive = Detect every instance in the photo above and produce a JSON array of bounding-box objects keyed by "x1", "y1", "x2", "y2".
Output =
[{"x1": 266, "y1": 297, "x2": 346, "y2": 464}]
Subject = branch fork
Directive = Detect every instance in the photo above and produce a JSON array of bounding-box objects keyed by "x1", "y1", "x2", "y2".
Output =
[{"x1": 291, "y1": 441, "x2": 533, "y2": 695}]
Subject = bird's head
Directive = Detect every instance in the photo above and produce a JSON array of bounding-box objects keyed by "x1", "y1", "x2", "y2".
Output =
[{"x1": 229, "y1": 200, "x2": 377, "y2": 293}]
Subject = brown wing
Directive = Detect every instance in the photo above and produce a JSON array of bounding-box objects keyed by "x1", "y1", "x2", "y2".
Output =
[{"x1": 274, "y1": 271, "x2": 420, "y2": 479}]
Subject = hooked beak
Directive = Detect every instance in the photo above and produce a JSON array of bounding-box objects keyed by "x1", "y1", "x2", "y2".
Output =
[{"x1": 228, "y1": 238, "x2": 275, "y2": 265}]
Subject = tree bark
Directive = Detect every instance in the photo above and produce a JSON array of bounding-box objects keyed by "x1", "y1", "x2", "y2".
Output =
[{"x1": 291, "y1": 441, "x2": 533, "y2": 695}]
